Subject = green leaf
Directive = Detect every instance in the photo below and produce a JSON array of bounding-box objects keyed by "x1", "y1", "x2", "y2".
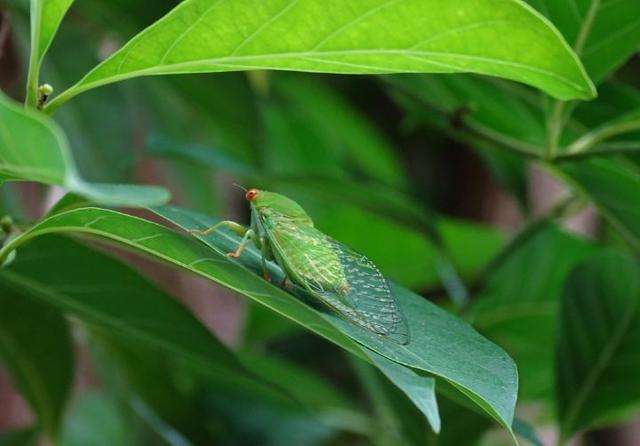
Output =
[
  {"x1": 527, "y1": 0, "x2": 640, "y2": 83},
  {"x1": 556, "y1": 252, "x2": 640, "y2": 440},
  {"x1": 45, "y1": 0, "x2": 595, "y2": 111},
  {"x1": 435, "y1": 398, "x2": 492, "y2": 446},
  {"x1": 555, "y1": 157, "x2": 640, "y2": 251},
  {"x1": 0, "y1": 428, "x2": 38, "y2": 446},
  {"x1": 26, "y1": 0, "x2": 74, "y2": 106},
  {"x1": 0, "y1": 205, "x2": 519, "y2": 435},
  {"x1": 468, "y1": 226, "x2": 598, "y2": 400},
  {"x1": 368, "y1": 351, "x2": 440, "y2": 433},
  {"x1": 0, "y1": 284, "x2": 73, "y2": 440},
  {"x1": 350, "y1": 356, "x2": 430, "y2": 445},
  {"x1": 0, "y1": 92, "x2": 169, "y2": 206},
  {"x1": 0, "y1": 235, "x2": 254, "y2": 386},
  {"x1": 31, "y1": 0, "x2": 74, "y2": 67},
  {"x1": 388, "y1": 74, "x2": 549, "y2": 154},
  {"x1": 266, "y1": 74, "x2": 407, "y2": 187},
  {"x1": 91, "y1": 335, "x2": 242, "y2": 445}
]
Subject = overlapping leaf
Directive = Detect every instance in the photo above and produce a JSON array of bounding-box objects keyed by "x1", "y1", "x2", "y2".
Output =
[
  {"x1": 555, "y1": 157, "x2": 640, "y2": 252},
  {"x1": 527, "y1": 0, "x2": 640, "y2": 83},
  {"x1": 468, "y1": 227, "x2": 598, "y2": 400},
  {"x1": 0, "y1": 204, "x2": 519, "y2": 437},
  {"x1": 45, "y1": 0, "x2": 594, "y2": 111},
  {"x1": 0, "y1": 92, "x2": 168, "y2": 206},
  {"x1": 556, "y1": 253, "x2": 640, "y2": 440}
]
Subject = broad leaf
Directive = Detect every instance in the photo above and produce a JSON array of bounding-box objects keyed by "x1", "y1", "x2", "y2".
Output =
[
  {"x1": 556, "y1": 253, "x2": 640, "y2": 440},
  {"x1": 0, "y1": 287, "x2": 73, "y2": 440},
  {"x1": 25, "y1": 0, "x2": 74, "y2": 105},
  {"x1": 0, "y1": 236, "x2": 257, "y2": 387},
  {"x1": 91, "y1": 325, "x2": 365, "y2": 442},
  {"x1": 0, "y1": 92, "x2": 169, "y2": 206},
  {"x1": 468, "y1": 226, "x2": 598, "y2": 400},
  {"x1": 527, "y1": 0, "x2": 640, "y2": 83},
  {"x1": 45, "y1": 0, "x2": 595, "y2": 111},
  {"x1": 0, "y1": 205, "x2": 519, "y2": 435},
  {"x1": 555, "y1": 157, "x2": 640, "y2": 251}
]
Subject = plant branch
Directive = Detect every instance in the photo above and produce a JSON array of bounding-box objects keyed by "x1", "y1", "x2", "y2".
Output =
[
  {"x1": 25, "y1": 0, "x2": 42, "y2": 108},
  {"x1": 546, "y1": 101, "x2": 565, "y2": 159},
  {"x1": 546, "y1": 0, "x2": 600, "y2": 161},
  {"x1": 555, "y1": 141, "x2": 640, "y2": 161},
  {"x1": 564, "y1": 118, "x2": 640, "y2": 155}
]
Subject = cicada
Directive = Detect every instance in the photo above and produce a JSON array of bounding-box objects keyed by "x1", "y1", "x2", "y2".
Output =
[{"x1": 195, "y1": 188, "x2": 410, "y2": 344}]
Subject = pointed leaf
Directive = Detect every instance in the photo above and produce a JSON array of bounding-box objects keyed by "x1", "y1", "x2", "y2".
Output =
[
  {"x1": 0, "y1": 92, "x2": 168, "y2": 206},
  {"x1": 468, "y1": 227, "x2": 598, "y2": 400},
  {"x1": 556, "y1": 252, "x2": 640, "y2": 439},
  {"x1": 555, "y1": 157, "x2": 640, "y2": 252},
  {"x1": 26, "y1": 0, "x2": 74, "y2": 105},
  {"x1": 527, "y1": 0, "x2": 640, "y2": 83},
  {"x1": 368, "y1": 351, "x2": 440, "y2": 433},
  {"x1": 46, "y1": 0, "x2": 595, "y2": 111},
  {"x1": 0, "y1": 205, "x2": 519, "y2": 435}
]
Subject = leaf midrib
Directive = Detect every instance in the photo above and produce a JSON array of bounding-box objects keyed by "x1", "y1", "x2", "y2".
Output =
[
  {"x1": 104, "y1": 49, "x2": 589, "y2": 90},
  {"x1": 561, "y1": 290, "x2": 640, "y2": 436}
]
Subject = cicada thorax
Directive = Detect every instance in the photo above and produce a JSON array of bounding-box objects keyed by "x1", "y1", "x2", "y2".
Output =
[{"x1": 259, "y1": 208, "x2": 349, "y2": 295}]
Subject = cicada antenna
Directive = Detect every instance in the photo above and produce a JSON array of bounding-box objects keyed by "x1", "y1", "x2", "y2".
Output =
[{"x1": 232, "y1": 183, "x2": 247, "y2": 192}]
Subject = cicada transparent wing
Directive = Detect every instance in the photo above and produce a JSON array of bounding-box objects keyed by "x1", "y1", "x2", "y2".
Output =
[
  {"x1": 324, "y1": 237, "x2": 410, "y2": 345},
  {"x1": 260, "y1": 209, "x2": 410, "y2": 344}
]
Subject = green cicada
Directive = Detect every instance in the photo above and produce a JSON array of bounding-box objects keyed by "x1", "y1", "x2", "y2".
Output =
[{"x1": 196, "y1": 188, "x2": 410, "y2": 345}]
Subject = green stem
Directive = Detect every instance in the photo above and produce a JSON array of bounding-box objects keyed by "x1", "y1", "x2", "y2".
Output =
[
  {"x1": 565, "y1": 118, "x2": 640, "y2": 155},
  {"x1": 546, "y1": 101, "x2": 565, "y2": 159},
  {"x1": 42, "y1": 86, "x2": 78, "y2": 115},
  {"x1": 573, "y1": 0, "x2": 600, "y2": 57},
  {"x1": 554, "y1": 142, "x2": 640, "y2": 161},
  {"x1": 25, "y1": 0, "x2": 42, "y2": 108},
  {"x1": 0, "y1": 231, "x2": 31, "y2": 266},
  {"x1": 545, "y1": 0, "x2": 599, "y2": 160}
]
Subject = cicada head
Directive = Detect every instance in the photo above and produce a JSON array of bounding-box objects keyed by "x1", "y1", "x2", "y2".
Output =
[{"x1": 245, "y1": 189, "x2": 314, "y2": 226}]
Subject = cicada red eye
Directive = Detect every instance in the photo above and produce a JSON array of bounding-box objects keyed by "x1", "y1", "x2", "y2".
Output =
[{"x1": 246, "y1": 189, "x2": 259, "y2": 201}]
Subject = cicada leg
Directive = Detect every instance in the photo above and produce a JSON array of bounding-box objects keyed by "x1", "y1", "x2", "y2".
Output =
[
  {"x1": 189, "y1": 220, "x2": 246, "y2": 237},
  {"x1": 228, "y1": 229, "x2": 256, "y2": 258},
  {"x1": 189, "y1": 221, "x2": 255, "y2": 258}
]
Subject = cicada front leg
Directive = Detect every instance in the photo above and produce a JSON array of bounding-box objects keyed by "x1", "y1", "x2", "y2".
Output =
[{"x1": 189, "y1": 221, "x2": 255, "y2": 258}]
